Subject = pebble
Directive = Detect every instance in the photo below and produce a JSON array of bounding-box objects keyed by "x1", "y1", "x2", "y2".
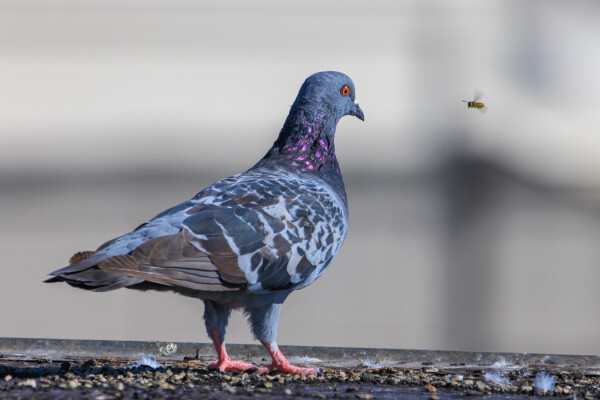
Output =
[
  {"x1": 360, "y1": 373, "x2": 375, "y2": 383},
  {"x1": 220, "y1": 382, "x2": 236, "y2": 394},
  {"x1": 67, "y1": 379, "x2": 80, "y2": 389},
  {"x1": 173, "y1": 372, "x2": 185, "y2": 381},
  {"x1": 424, "y1": 383, "x2": 436, "y2": 392},
  {"x1": 475, "y1": 381, "x2": 489, "y2": 393},
  {"x1": 20, "y1": 379, "x2": 37, "y2": 388},
  {"x1": 521, "y1": 385, "x2": 533, "y2": 393}
]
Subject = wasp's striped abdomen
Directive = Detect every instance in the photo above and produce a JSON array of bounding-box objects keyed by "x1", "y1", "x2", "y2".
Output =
[
  {"x1": 462, "y1": 95, "x2": 486, "y2": 111},
  {"x1": 466, "y1": 101, "x2": 485, "y2": 109}
]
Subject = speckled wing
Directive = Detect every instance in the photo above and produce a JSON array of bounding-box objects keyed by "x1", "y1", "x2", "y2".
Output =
[
  {"x1": 49, "y1": 170, "x2": 347, "y2": 295},
  {"x1": 181, "y1": 172, "x2": 348, "y2": 294}
]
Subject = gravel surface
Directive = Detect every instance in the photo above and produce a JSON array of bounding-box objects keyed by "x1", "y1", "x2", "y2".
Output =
[{"x1": 1, "y1": 356, "x2": 599, "y2": 399}]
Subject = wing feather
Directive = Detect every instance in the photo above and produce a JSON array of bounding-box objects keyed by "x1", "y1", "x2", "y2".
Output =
[
  {"x1": 95, "y1": 233, "x2": 244, "y2": 291},
  {"x1": 97, "y1": 255, "x2": 234, "y2": 292}
]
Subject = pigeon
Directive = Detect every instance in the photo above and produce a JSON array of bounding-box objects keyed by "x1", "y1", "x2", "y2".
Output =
[{"x1": 46, "y1": 71, "x2": 364, "y2": 375}]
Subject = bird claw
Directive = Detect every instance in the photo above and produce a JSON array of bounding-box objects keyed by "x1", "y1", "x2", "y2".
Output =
[
  {"x1": 208, "y1": 359, "x2": 257, "y2": 372},
  {"x1": 208, "y1": 359, "x2": 317, "y2": 375},
  {"x1": 257, "y1": 363, "x2": 321, "y2": 376}
]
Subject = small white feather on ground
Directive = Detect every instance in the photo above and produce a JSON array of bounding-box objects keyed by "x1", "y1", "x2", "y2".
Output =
[
  {"x1": 534, "y1": 371, "x2": 556, "y2": 392},
  {"x1": 483, "y1": 371, "x2": 511, "y2": 385},
  {"x1": 492, "y1": 356, "x2": 513, "y2": 368},
  {"x1": 359, "y1": 358, "x2": 391, "y2": 368},
  {"x1": 133, "y1": 354, "x2": 163, "y2": 369}
]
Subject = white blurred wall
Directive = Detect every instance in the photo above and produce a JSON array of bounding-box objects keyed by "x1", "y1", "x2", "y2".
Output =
[{"x1": 1, "y1": 0, "x2": 600, "y2": 355}]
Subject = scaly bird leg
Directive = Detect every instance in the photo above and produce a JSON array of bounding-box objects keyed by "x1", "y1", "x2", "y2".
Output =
[
  {"x1": 257, "y1": 341, "x2": 320, "y2": 375},
  {"x1": 246, "y1": 303, "x2": 320, "y2": 375},
  {"x1": 207, "y1": 329, "x2": 257, "y2": 372},
  {"x1": 204, "y1": 300, "x2": 256, "y2": 372}
]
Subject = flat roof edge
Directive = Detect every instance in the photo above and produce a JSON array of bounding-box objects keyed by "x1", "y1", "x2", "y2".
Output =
[{"x1": 2, "y1": 337, "x2": 599, "y2": 368}]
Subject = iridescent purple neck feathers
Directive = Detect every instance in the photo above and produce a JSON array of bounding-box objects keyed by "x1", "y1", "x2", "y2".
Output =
[{"x1": 262, "y1": 109, "x2": 340, "y2": 173}]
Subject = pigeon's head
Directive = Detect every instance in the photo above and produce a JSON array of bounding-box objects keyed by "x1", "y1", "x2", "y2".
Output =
[
  {"x1": 262, "y1": 71, "x2": 363, "y2": 172},
  {"x1": 292, "y1": 71, "x2": 364, "y2": 124}
]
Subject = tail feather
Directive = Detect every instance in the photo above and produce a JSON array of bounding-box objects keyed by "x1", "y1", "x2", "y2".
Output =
[
  {"x1": 46, "y1": 250, "x2": 143, "y2": 292},
  {"x1": 48, "y1": 252, "x2": 108, "y2": 276},
  {"x1": 68, "y1": 251, "x2": 96, "y2": 265},
  {"x1": 46, "y1": 273, "x2": 142, "y2": 292}
]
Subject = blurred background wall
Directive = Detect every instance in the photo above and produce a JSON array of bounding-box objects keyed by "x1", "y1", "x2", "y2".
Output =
[{"x1": 1, "y1": 0, "x2": 600, "y2": 355}]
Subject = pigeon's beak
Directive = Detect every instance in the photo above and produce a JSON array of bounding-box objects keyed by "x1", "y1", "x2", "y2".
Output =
[{"x1": 350, "y1": 101, "x2": 364, "y2": 121}]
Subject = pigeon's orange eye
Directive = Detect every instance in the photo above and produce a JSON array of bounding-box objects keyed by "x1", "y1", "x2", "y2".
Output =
[{"x1": 340, "y1": 85, "x2": 350, "y2": 96}]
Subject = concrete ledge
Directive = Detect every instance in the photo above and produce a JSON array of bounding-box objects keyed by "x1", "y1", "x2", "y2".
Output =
[{"x1": 2, "y1": 337, "x2": 599, "y2": 369}]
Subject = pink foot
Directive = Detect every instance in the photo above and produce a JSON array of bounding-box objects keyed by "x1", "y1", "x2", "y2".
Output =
[
  {"x1": 257, "y1": 362, "x2": 320, "y2": 375},
  {"x1": 258, "y1": 341, "x2": 321, "y2": 376},
  {"x1": 208, "y1": 329, "x2": 258, "y2": 372},
  {"x1": 209, "y1": 358, "x2": 257, "y2": 372}
]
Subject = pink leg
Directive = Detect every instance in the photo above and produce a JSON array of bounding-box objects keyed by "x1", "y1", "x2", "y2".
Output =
[
  {"x1": 208, "y1": 329, "x2": 257, "y2": 372},
  {"x1": 257, "y1": 341, "x2": 321, "y2": 375}
]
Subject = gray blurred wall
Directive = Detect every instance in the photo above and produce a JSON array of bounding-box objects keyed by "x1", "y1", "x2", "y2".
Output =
[{"x1": 1, "y1": 0, "x2": 600, "y2": 355}]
